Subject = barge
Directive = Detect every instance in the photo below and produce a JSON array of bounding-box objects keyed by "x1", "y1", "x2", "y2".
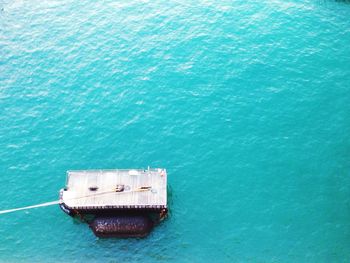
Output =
[{"x1": 59, "y1": 168, "x2": 168, "y2": 238}]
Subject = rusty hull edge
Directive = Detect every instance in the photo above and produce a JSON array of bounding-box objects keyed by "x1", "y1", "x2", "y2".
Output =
[{"x1": 59, "y1": 189, "x2": 168, "y2": 221}]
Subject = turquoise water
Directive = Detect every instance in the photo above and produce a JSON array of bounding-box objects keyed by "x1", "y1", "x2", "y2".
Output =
[{"x1": 1, "y1": 0, "x2": 350, "y2": 261}]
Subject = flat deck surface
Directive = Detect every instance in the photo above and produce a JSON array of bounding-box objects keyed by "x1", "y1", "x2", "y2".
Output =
[{"x1": 61, "y1": 168, "x2": 167, "y2": 209}]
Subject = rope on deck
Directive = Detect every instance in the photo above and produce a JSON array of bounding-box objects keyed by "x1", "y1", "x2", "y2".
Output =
[{"x1": 0, "y1": 187, "x2": 153, "y2": 215}]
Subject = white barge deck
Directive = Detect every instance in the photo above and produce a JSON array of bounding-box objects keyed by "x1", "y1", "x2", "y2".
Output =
[{"x1": 61, "y1": 168, "x2": 167, "y2": 210}]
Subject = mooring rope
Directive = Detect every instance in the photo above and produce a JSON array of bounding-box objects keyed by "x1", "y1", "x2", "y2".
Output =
[
  {"x1": 0, "y1": 201, "x2": 60, "y2": 215},
  {"x1": 0, "y1": 187, "x2": 153, "y2": 215}
]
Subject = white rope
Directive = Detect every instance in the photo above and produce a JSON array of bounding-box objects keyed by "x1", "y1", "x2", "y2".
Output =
[
  {"x1": 0, "y1": 201, "x2": 60, "y2": 215},
  {"x1": 0, "y1": 187, "x2": 154, "y2": 215}
]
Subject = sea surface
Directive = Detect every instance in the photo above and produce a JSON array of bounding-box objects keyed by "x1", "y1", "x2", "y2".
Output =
[{"x1": 0, "y1": 0, "x2": 350, "y2": 262}]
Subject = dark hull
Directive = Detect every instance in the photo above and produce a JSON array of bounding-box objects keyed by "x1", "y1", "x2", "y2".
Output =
[
  {"x1": 59, "y1": 199, "x2": 168, "y2": 238},
  {"x1": 90, "y1": 216, "x2": 154, "y2": 238}
]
